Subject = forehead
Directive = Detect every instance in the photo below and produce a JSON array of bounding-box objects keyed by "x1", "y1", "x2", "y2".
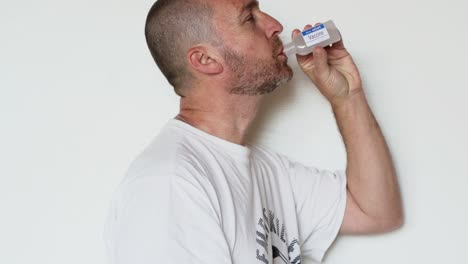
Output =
[
  {"x1": 209, "y1": 0, "x2": 259, "y2": 16},
  {"x1": 231, "y1": 0, "x2": 258, "y2": 10}
]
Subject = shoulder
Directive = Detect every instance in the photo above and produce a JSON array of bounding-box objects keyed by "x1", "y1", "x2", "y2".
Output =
[
  {"x1": 122, "y1": 124, "x2": 210, "y2": 183},
  {"x1": 111, "y1": 130, "x2": 215, "y2": 212},
  {"x1": 250, "y1": 144, "x2": 292, "y2": 169}
]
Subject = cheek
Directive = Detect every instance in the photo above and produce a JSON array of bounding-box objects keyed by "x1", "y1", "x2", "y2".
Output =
[
  {"x1": 226, "y1": 29, "x2": 275, "y2": 58},
  {"x1": 248, "y1": 38, "x2": 275, "y2": 57}
]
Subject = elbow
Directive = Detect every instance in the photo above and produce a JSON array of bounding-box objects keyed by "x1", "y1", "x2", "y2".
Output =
[
  {"x1": 386, "y1": 214, "x2": 404, "y2": 232},
  {"x1": 377, "y1": 210, "x2": 405, "y2": 233},
  {"x1": 388, "y1": 202, "x2": 405, "y2": 231},
  {"x1": 377, "y1": 197, "x2": 405, "y2": 233}
]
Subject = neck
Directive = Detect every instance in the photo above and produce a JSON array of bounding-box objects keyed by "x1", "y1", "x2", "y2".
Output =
[{"x1": 176, "y1": 94, "x2": 265, "y2": 146}]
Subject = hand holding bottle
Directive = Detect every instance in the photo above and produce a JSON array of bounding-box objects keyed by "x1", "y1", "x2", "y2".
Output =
[{"x1": 291, "y1": 23, "x2": 363, "y2": 106}]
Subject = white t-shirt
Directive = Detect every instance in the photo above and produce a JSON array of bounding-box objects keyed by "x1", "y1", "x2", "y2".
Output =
[{"x1": 104, "y1": 118, "x2": 347, "y2": 264}]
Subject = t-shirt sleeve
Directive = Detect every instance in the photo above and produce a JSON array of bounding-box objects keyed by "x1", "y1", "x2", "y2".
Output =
[
  {"x1": 107, "y1": 173, "x2": 233, "y2": 264},
  {"x1": 279, "y1": 155, "x2": 347, "y2": 263}
]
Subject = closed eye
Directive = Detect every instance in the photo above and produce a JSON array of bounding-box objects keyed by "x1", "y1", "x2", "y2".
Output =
[{"x1": 246, "y1": 15, "x2": 255, "y2": 22}]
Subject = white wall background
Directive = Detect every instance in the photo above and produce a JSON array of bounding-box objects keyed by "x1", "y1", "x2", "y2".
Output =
[{"x1": 1, "y1": 0, "x2": 467, "y2": 263}]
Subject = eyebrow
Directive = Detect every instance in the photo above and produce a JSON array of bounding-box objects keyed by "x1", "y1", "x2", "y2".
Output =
[
  {"x1": 245, "y1": 0, "x2": 259, "y2": 11},
  {"x1": 238, "y1": 0, "x2": 259, "y2": 18}
]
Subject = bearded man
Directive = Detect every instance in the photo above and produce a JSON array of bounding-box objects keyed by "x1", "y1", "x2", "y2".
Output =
[{"x1": 104, "y1": 0, "x2": 403, "y2": 263}]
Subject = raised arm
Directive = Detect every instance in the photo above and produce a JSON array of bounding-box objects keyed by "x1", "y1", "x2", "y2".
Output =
[
  {"x1": 332, "y1": 89, "x2": 403, "y2": 234},
  {"x1": 292, "y1": 24, "x2": 403, "y2": 234}
]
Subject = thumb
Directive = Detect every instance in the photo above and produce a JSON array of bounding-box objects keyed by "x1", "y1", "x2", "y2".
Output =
[{"x1": 312, "y1": 46, "x2": 330, "y2": 78}]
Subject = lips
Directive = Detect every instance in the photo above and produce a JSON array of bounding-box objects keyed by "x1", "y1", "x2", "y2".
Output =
[
  {"x1": 276, "y1": 46, "x2": 286, "y2": 59},
  {"x1": 277, "y1": 46, "x2": 284, "y2": 55}
]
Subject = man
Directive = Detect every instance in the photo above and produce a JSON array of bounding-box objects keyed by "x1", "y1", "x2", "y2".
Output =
[{"x1": 104, "y1": 0, "x2": 403, "y2": 263}]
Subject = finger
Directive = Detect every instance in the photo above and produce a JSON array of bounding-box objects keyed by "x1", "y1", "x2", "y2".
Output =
[
  {"x1": 291, "y1": 29, "x2": 301, "y2": 39},
  {"x1": 303, "y1": 24, "x2": 313, "y2": 31},
  {"x1": 295, "y1": 22, "x2": 321, "y2": 38},
  {"x1": 312, "y1": 46, "x2": 330, "y2": 78},
  {"x1": 331, "y1": 30, "x2": 345, "y2": 49}
]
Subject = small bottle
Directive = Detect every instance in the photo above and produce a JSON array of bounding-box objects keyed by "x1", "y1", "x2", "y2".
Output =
[{"x1": 283, "y1": 20, "x2": 341, "y2": 56}]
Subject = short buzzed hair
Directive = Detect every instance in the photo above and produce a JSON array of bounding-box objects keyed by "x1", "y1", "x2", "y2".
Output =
[{"x1": 145, "y1": 0, "x2": 220, "y2": 96}]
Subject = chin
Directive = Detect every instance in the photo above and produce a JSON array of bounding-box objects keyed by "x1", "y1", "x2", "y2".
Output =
[
  {"x1": 280, "y1": 64, "x2": 294, "y2": 82},
  {"x1": 275, "y1": 55, "x2": 293, "y2": 80}
]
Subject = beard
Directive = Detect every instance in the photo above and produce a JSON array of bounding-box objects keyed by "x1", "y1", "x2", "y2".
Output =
[{"x1": 222, "y1": 37, "x2": 293, "y2": 96}]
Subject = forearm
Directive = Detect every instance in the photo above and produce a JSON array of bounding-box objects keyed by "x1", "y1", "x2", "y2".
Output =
[{"x1": 332, "y1": 89, "x2": 403, "y2": 226}]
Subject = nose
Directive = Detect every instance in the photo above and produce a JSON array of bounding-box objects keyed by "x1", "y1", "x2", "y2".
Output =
[{"x1": 260, "y1": 12, "x2": 283, "y2": 39}]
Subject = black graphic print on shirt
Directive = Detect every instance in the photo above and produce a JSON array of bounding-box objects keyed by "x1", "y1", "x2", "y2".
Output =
[{"x1": 256, "y1": 207, "x2": 301, "y2": 264}]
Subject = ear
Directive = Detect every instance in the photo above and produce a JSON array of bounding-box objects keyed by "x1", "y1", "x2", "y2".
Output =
[{"x1": 187, "y1": 46, "x2": 223, "y2": 75}]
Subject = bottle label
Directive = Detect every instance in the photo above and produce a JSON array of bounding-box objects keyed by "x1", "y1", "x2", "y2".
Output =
[{"x1": 302, "y1": 24, "x2": 330, "y2": 47}]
